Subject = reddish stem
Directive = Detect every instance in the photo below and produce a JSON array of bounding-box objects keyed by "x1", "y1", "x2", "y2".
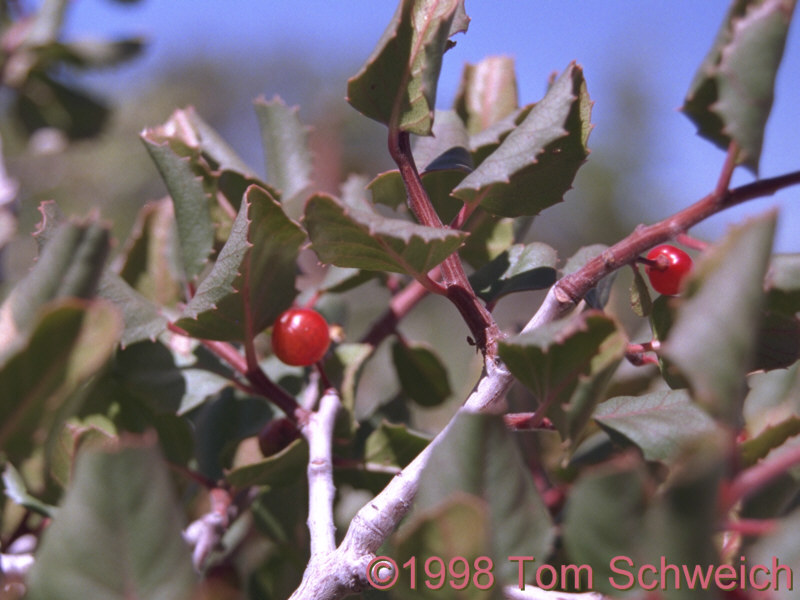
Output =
[{"x1": 725, "y1": 443, "x2": 800, "y2": 510}]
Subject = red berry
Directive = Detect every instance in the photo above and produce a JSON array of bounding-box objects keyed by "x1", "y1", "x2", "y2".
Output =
[
  {"x1": 644, "y1": 244, "x2": 693, "y2": 296},
  {"x1": 271, "y1": 308, "x2": 331, "y2": 366}
]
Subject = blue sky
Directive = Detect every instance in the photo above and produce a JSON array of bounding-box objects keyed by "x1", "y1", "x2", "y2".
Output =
[{"x1": 64, "y1": 0, "x2": 800, "y2": 251}]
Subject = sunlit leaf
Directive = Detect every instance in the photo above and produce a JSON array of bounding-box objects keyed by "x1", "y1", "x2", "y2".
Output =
[
  {"x1": 391, "y1": 340, "x2": 452, "y2": 406},
  {"x1": 364, "y1": 421, "x2": 430, "y2": 468},
  {"x1": 347, "y1": 0, "x2": 469, "y2": 135},
  {"x1": 454, "y1": 55, "x2": 518, "y2": 135},
  {"x1": 453, "y1": 62, "x2": 592, "y2": 217},
  {"x1": 468, "y1": 242, "x2": 557, "y2": 304}
]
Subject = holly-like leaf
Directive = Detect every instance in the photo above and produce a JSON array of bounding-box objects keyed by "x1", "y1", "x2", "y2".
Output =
[
  {"x1": 176, "y1": 185, "x2": 305, "y2": 341},
  {"x1": 459, "y1": 212, "x2": 514, "y2": 270},
  {"x1": 346, "y1": 0, "x2": 469, "y2": 136},
  {"x1": 413, "y1": 413, "x2": 554, "y2": 584},
  {"x1": 369, "y1": 169, "x2": 466, "y2": 228},
  {"x1": 662, "y1": 212, "x2": 776, "y2": 424},
  {"x1": 411, "y1": 109, "x2": 471, "y2": 170},
  {"x1": 454, "y1": 55, "x2": 518, "y2": 135},
  {"x1": 391, "y1": 340, "x2": 452, "y2": 407},
  {"x1": 499, "y1": 311, "x2": 622, "y2": 439},
  {"x1": 141, "y1": 126, "x2": 216, "y2": 280},
  {"x1": 630, "y1": 264, "x2": 654, "y2": 317},
  {"x1": 26, "y1": 443, "x2": 197, "y2": 600},
  {"x1": 0, "y1": 299, "x2": 122, "y2": 465},
  {"x1": 254, "y1": 96, "x2": 312, "y2": 219},
  {"x1": 452, "y1": 62, "x2": 592, "y2": 217},
  {"x1": 468, "y1": 242, "x2": 557, "y2": 304},
  {"x1": 681, "y1": 0, "x2": 795, "y2": 172},
  {"x1": 364, "y1": 421, "x2": 431, "y2": 469},
  {"x1": 304, "y1": 193, "x2": 466, "y2": 277},
  {"x1": 594, "y1": 390, "x2": 722, "y2": 464}
]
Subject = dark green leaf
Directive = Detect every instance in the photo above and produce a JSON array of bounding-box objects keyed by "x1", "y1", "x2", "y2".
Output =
[
  {"x1": 326, "y1": 343, "x2": 376, "y2": 415},
  {"x1": 562, "y1": 243, "x2": 616, "y2": 310},
  {"x1": 97, "y1": 273, "x2": 168, "y2": 348},
  {"x1": 453, "y1": 62, "x2": 592, "y2": 217},
  {"x1": 413, "y1": 413, "x2": 554, "y2": 583},
  {"x1": 50, "y1": 415, "x2": 117, "y2": 488},
  {"x1": 391, "y1": 498, "x2": 499, "y2": 600},
  {"x1": 662, "y1": 212, "x2": 776, "y2": 424},
  {"x1": 562, "y1": 461, "x2": 648, "y2": 594},
  {"x1": 254, "y1": 96, "x2": 312, "y2": 219},
  {"x1": 225, "y1": 438, "x2": 308, "y2": 488},
  {"x1": 304, "y1": 193, "x2": 466, "y2": 276},
  {"x1": 499, "y1": 311, "x2": 622, "y2": 439},
  {"x1": 141, "y1": 124, "x2": 216, "y2": 280},
  {"x1": 454, "y1": 55, "x2": 518, "y2": 135},
  {"x1": 391, "y1": 340, "x2": 452, "y2": 406},
  {"x1": 594, "y1": 390, "x2": 722, "y2": 464},
  {"x1": 459, "y1": 212, "x2": 514, "y2": 270},
  {"x1": 412, "y1": 109, "x2": 471, "y2": 171},
  {"x1": 364, "y1": 421, "x2": 431, "y2": 468},
  {"x1": 26, "y1": 444, "x2": 197, "y2": 600},
  {"x1": 766, "y1": 253, "x2": 800, "y2": 316},
  {"x1": 369, "y1": 168, "x2": 466, "y2": 223},
  {"x1": 630, "y1": 264, "x2": 653, "y2": 317},
  {"x1": 0, "y1": 300, "x2": 122, "y2": 463},
  {"x1": 346, "y1": 0, "x2": 469, "y2": 135},
  {"x1": 682, "y1": 0, "x2": 795, "y2": 172},
  {"x1": 176, "y1": 185, "x2": 305, "y2": 341},
  {"x1": 468, "y1": 242, "x2": 557, "y2": 304}
]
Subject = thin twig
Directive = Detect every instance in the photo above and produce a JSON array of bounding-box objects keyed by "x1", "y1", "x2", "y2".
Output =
[{"x1": 726, "y1": 441, "x2": 800, "y2": 510}]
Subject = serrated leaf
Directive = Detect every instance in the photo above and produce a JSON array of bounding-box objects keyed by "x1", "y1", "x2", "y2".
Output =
[
  {"x1": 741, "y1": 416, "x2": 800, "y2": 467},
  {"x1": 411, "y1": 109, "x2": 471, "y2": 171},
  {"x1": 499, "y1": 311, "x2": 621, "y2": 438},
  {"x1": 454, "y1": 55, "x2": 518, "y2": 135},
  {"x1": 2, "y1": 462, "x2": 57, "y2": 517},
  {"x1": 50, "y1": 415, "x2": 117, "y2": 488},
  {"x1": 391, "y1": 340, "x2": 452, "y2": 406},
  {"x1": 0, "y1": 218, "x2": 110, "y2": 360},
  {"x1": 662, "y1": 213, "x2": 776, "y2": 423},
  {"x1": 0, "y1": 299, "x2": 122, "y2": 463},
  {"x1": 563, "y1": 244, "x2": 616, "y2": 310},
  {"x1": 176, "y1": 185, "x2": 305, "y2": 341},
  {"x1": 468, "y1": 104, "x2": 533, "y2": 166},
  {"x1": 26, "y1": 444, "x2": 197, "y2": 600},
  {"x1": 468, "y1": 242, "x2": 557, "y2": 304},
  {"x1": 225, "y1": 438, "x2": 308, "y2": 488},
  {"x1": 364, "y1": 421, "x2": 431, "y2": 468},
  {"x1": 414, "y1": 413, "x2": 554, "y2": 583},
  {"x1": 141, "y1": 129, "x2": 215, "y2": 280},
  {"x1": 453, "y1": 62, "x2": 592, "y2": 217},
  {"x1": 254, "y1": 96, "x2": 312, "y2": 219},
  {"x1": 562, "y1": 461, "x2": 648, "y2": 595},
  {"x1": 304, "y1": 193, "x2": 466, "y2": 277},
  {"x1": 459, "y1": 212, "x2": 514, "y2": 270},
  {"x1": 346, "y1": 0, "x2": 468, "y2": 136},
  {"x1": 594, "y1": 390, "x2": 721, "y2": 464},
  {"x1": 681, "y1": 0, "x2": 795, "y2": 172}
]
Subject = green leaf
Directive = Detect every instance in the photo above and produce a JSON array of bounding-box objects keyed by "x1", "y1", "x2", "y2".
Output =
[
  {"x1": 563, "y1": 244, "x2": 616, "y2": 310},
  {"x1": 176, "y1": 185, "x2": 305, "y2": 341},
  {"x1": 681, "y1": 0, "x2": 795, "y2": 172},
  {"x1": 766, "y1": 253, "x2": 800, "y2": 316},
  {"x1": 364, "y1": 421, "x2": 431, "y2": 468},
  {"x1": 630, "y1": 264, "x2": 654, "y2": 317},
  {"x1": 498, "y1": 311, "x2": 622, "y2": 438},
  {"x1": 459, "y1": 213, "x2": 514, "y2": 270},
  {"x1": 453, "y1": 62, "x2": 592, "y2": 217},
  {"x1": 594, "y1": 390, "x2": 722, "y2": 464},
  {"x1": 413, "y1": 413, "x2": 554, "y2": 584},
  {"x1": 254, "y1": 96, "x2": 313, "y2": 219},
  {"x1": 754, "y1": 310, "x2": 800, "y2": 370},
  {"x1": 16, "y1": 74, "x2": 109, "y2": 139},
  {"x1": 468, "y1": 242, "x2": 557, "y2": 304},
  {"x1": 747, "y1": 504, "x2": 800, "y2": 600},
  {"x1": 662, "y1": 212, "x2": 776, "y2": 423},
  {"x1": 562, "y1": 461, "x2": 649, "y2": 595},
  {"x1": 141, "y1": 125, "x2": 216, "y2": 280},
  {"x1": 26, "y1": 444, "x2": 197, "y2": 600},
  {"x1": 326, "y1": 343, "x2": 375, "y2": 415},
  {"x1": 369, "y1": 169, "x2": 466, "y2": 224},
  {"x1": 2, "y1": 462, "x2": 57, "y2": 517},
  {"x1": 116, "y1": 199, "x2": 183, "y2": 307},
  {"x1": 411, "y1": 109, "x2": 471, "y2": 171},
  {"x1": 50, "y1": 415, "x2": 117, "y2": 488},
  {"x1": 454, "y1": 55, "x2": 518, "y2": 135},
  {"x1": 0, "y1": 299, "x2": 122, "y2": 463},
  {"x1": 391, "y1": 497, "x2": 499, "y2": 600},
  {"x1": 97, "y1": 273, "x2": 168, "y2": 348},
  {"x1": 225, "y1": 438, "x2": 308, "y2": 488},
  {"x1": 391, "y1": 340, "x2": 452, "y2": 407},
  {"x1": 304, "y1": 193, "x2": 466, "y2": 277},
  {"x1": 346, "y1": 0, "x2": 469, "y2": 135},
  {"x1": 468, "y1": 104, "x2": 533, "y2": 166}
]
